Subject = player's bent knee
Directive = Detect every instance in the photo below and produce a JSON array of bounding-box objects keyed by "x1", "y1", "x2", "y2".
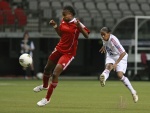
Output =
[
  {"x1": 44, "y1": 66, "x2": 52, "y2": 74},
  {"x1": 52, "y1": 74, "x2": 58, "y2": 80}
]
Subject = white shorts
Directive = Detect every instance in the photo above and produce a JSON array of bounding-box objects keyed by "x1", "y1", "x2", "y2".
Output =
[{"x1": 105, "y1": 54, "x2": 128, "y2": 74}]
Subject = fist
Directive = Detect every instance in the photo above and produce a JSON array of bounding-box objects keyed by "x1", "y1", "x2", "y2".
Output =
[
  {"x1": 75, "y1": 19, "x2": 81, "y2": 27},
  {"x1": 49, "y1": 20, "x2": 56, "y2": 26}
]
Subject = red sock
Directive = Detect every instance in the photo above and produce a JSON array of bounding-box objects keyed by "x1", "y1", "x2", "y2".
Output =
[
  {"x1": 43, "y1": 75, "x2": 50, "y2": 88},
  {"x1": 46, "y1": 81, "x2": 58, "y2": 101}
]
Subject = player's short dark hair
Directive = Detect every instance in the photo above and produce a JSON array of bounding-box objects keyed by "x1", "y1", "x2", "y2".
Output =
[
  {"x1": 63, "y1": 5, "x2": 76, "y2": 16},
  {"x1": 100, "y1": 27, "x2": 111, "y2": 33}
]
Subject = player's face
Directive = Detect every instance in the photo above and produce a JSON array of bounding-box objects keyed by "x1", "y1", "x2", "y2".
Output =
[
  {"x1": 100, "y1": 31, "x2": 110, "y2": 41},
  {"x1": 62, "y1": 10, "x2": 73, "y2": 22}
]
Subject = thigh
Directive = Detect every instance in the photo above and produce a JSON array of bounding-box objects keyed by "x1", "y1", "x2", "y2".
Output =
[
  {"x1": 45, "y1": 59, "x2": 56, "y2": 70},
  {"x1": 58, "y1": 54, "x2": 74, "y2": 70},
  {"x1": 49, "y1": 49, "x2": 62, "y2": 64},
  {"x1": 44, "y1": 49, "x2": 61, "y2": 74},
  {"x1": 105, "y1": 55, "x2": 115, "y2": 64}
]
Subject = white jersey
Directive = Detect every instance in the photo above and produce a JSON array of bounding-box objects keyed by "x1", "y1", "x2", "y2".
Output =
[
  {"x1": 102, "y1": 34, "x2": 126, "y2": 58},
  {"x1": 102, "y1": 34, "x2": 128, "y2": 73}
]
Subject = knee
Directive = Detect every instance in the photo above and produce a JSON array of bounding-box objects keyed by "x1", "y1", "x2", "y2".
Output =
[
  {"x1": 53, "y1": 64, "x2": 63, "y2": 76},
  {"x1": 51, "y1": 74, "x2": 59, "y2": 82},
  {"x1": 44, "y1": 65, "x2": 51, "y2": 73},
  {"x1": 52, "y1": 74, "x2": 57, "y2": 79},
  {"x1": 106, "y1": 64, "x2": 113, "y2": 70},
  {"x1": 117, "y1": 73, "x2": 123, "y2": 79}
]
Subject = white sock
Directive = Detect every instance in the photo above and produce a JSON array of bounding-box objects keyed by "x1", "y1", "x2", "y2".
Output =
[
  {"x1": 121, "y1": 76, "x2": 136, "y2": 94},
  {"x1": 102, "y1": 69, "x2": 110, "y2": 81}
]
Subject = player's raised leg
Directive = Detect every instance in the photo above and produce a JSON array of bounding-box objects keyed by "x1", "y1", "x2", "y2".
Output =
[
  {"x1": 33, "y1": 60, "x2": 55, "y2": 92},
  {"x1": 37, "y1": 64, "x2": 62, "y2": 106},
  {"x1": 100, "y1": 64, "x2": 112, "y2": 87},
  {"x1": 100, "y1": 69, "x2": 110, "y2": 87},
  {"x1": 100, "y1": 73, "x2": 105, "y2": 87}
]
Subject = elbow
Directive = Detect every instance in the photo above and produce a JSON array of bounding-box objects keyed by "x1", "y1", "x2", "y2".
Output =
[
  {"x1": 84, "y1": 33, "x2": 89, "y2": 39},
  {"x1": 85, "y1": 35, "x2": 89, "y2": 39}
]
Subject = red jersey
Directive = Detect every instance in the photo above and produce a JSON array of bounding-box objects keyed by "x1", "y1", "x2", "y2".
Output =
[{"x1": 55, "y1": 18, "x2": 90, "y2": 56}]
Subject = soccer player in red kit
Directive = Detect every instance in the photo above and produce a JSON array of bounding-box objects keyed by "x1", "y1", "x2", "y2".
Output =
[{"x1": 33, "y1": 6, "x2": 90, "y2": 106}]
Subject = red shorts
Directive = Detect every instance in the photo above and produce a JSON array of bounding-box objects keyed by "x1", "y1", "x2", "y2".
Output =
[{"x1": 49, "y1": 49, "x2": 74, "y2": 70}]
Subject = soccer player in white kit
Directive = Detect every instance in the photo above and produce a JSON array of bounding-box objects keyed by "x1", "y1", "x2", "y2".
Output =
[{"x1": 99, "y1": 27, "x2": 138, "y2": 103}]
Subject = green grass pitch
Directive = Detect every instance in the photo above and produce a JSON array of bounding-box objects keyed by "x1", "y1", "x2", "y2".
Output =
[{"x1": 0, "y1": 79, "x2": 149, "y2": 113}]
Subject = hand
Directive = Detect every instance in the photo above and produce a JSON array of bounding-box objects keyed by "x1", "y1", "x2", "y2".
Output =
[
  {"x1": 99, "y1": 46, "x2": 106, "y2": 53},
  {"x1": 49, "y1": 20, "x2": 57, "y2": 27},
  {"x1": 75, "y1": 19, "x2": 81, "y2": 28},
  {"x1": 112, "y1": 63, "x2": 117, "y2": 71}
]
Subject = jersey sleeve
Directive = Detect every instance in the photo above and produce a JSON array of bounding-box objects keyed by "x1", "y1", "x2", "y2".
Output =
[
  {"x1": 110, "y1": 37, "x2": 125, "y2": 54},
  {"x1": 79, "y1": 21, "x2": 90, "y2": 34}
]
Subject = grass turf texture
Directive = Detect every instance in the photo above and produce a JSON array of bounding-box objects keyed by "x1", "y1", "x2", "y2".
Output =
[{"x1": 0, "y1": 79, "x2": 149, "y2": 113}]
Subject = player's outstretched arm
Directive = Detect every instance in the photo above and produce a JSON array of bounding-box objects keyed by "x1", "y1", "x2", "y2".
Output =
[
  {"x1": 99, "y1": 46, "x2": 106, "y2": 53},
  {"x1": 115, "y1": 52, "x2": 126, "y2": 64},
  {"x1": 113, "y1": 52, "x2": 126, "y2": 71},
  {"x1": 76, "y1": 19, "x2": 89, "y2": 39},
  {"x1": 49, "y1": 20, "x2": 61, "y2": 37}
]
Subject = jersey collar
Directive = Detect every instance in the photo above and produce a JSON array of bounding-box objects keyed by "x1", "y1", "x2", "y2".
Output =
[{"x1": 68, "y1": 18, "x2": 76, "y2": 23}]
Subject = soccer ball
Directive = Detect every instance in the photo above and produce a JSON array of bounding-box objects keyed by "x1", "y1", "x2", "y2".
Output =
[
  {"x1": 19, "y1": 53, "x2": 33, "y2": 67},
  {"x1": 36, "y1": 72, "x2": 43, "y2": 79}
]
